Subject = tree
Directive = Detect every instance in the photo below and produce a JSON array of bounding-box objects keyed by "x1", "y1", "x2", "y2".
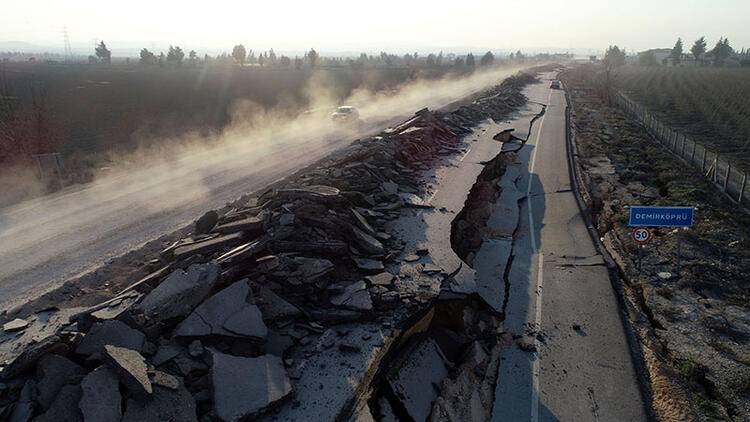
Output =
[
  {"x1": 603, "y1": 45, "x2": 626, "y2": 87},
  {"x1": 426, "y1": 53, "x2": 436, "y2": 66},
  {"x1": 188, "y1": 50, "x2": 198, "y2": 65},
  {"x1": 465, "y1": 53, "x2": 475, "y2": 69},
  {"x1": 454, "y1": 57, "x2": 464, "y2": 67},
  {"x1": 231, "y1": 44, "x2": 247, "y2": 65},
  {"x1": 712, "y1": 37, "x2": 733, "y2": 65},
  {"x1": 515, "y1": 50, "x2": 525, "y2": 60},
  {"x1": 257, "y1": 53, "x2": 265, "y2": 67},
  {"x1": 139, "y1": 48, "x2": 156, "y2": 65},
  {"x1": 480, "y1": 51, "x2": 494, "y2": 66},
  {"x1": 268, "y1": 49, "x2": 277, "y2": 65},
  {"x1": 294, "y1": 56, "x2": 303, "y2": 69},
  {"x1": 670, "y1": 38, "x2": 683, "y2": 65},
  {"x1": 638, "y1": 50, "x2": 658, "y2": 66},
  {"x1": 691, "y1": 36, "x2": 707, "y2": 62},
  {"x1": 94, "y1": 41, "x2": 111, "y2": 63},
  {"x1": 279, "y1": 55, "x2": 291, "y2": 67},
  {"x1": 307, "y1": 48, "x2": 319, "y2": 68},
  {"x1": 166, "y1": 45, "x2": 184, "y2": 65}
]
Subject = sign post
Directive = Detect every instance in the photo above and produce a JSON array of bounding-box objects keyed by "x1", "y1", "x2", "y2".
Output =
[
  {"x1": 630, "y1": 228, "x2": 651, "y2": 271},
  {"x1": 628, "y1": 206, "x2": 695, "y2": 276}
]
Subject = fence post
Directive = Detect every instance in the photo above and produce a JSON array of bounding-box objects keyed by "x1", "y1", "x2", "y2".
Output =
[
  {"x1": 724, "y1": 163, "x2": 731, "y2": 192},
  {"x1": 713, "y1": 155, "x2": 719, "y2": 182},
  {"x1": 690, "y1": 139, "x2": 696, "y2": 162},
  {"x1": 681, "y1": 134, "x2": 687, "y2": 157}
]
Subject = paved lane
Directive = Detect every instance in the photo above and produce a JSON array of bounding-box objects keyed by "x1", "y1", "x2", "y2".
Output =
[{"x1": 490, "y1": 74, "x2": 647, "y2": 421}]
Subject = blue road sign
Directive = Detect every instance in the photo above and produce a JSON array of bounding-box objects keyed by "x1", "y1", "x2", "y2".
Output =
[{"x1": 628, "y1": 206, "x2": 694, "y2": 227}]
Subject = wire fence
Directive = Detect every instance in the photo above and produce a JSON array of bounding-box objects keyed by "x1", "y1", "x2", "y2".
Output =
[{"x1": 611, "y1": 90, "x2": 749, "y2": 208}]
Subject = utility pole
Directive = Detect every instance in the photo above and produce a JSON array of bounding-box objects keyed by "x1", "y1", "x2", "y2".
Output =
[{"x1": 63, "y1": 26, "x2": 73, "y2": 61}]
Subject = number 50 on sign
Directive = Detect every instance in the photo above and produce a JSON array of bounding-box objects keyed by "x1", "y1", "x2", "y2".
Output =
[{"x1": 631, "y1": 227, "x2": 651, "y2": 244}]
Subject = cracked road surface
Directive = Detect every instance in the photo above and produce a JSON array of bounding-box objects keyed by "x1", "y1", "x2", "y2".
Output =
[{"x1": 489, "y1": 74, "x2": 647, "y2": 421}]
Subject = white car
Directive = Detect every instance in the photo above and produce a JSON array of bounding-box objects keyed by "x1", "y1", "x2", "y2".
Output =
[{"x1": 331, "y1": 106, "x2": 360, "y2": 123}]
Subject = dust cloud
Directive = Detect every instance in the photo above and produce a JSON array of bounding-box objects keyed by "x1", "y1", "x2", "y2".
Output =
[{"x1": 0, "y1": 64, "x2": 528, "y2": 270}]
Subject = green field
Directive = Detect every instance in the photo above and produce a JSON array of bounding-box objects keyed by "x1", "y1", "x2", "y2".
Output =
[{"x1": 613, "y1": 66, "x2": 750, "y2": 168}]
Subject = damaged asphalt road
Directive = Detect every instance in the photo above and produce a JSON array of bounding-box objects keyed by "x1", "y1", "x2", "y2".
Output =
[{"x1": 0, "y1": 68, "x2": 650, "y2": 421}]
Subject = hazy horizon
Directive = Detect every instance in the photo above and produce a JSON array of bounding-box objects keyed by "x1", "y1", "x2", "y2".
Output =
[{"x1": 2, "y1": 0, "x2": 749, "y2": 56}]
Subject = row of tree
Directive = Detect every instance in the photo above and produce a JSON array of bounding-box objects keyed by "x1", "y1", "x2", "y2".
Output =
[
  {"x1": 669, "y1": 36, "x2": 737, "y2": 65},
  {"x1": 89, "y1": 41, "x2": 515, "y2": 70}
]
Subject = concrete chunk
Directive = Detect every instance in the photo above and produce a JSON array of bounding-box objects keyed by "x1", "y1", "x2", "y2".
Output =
[
  {"x1": 386, "y1": 338, "x2": 449, "y2": 422},
  {"x1": 172, "y1": 232, "x2": 246, "y2": 260},
  {"x1": 175, "y1": 280, "x2": 267, "y2": 340},
  {"x1": 349, "y1": 226, "x2": 385, "y2": 255},
  {"x1": 211, "y1": 352, "x2": 292, "y2": 421},
  {"x1": 331, "y1": 281, "x2": 373, "y2": 312},
  {"x1": 136, "y1": 262, "x2": 219, "y2": 324},
  {"x1": 79, "y1": 366, "x2": 121, "y2": 422},
  {"x1": 33, "y1": 384, "x2": 83, "y2": 422},
  {"x1": 3, "y1": 319, "x2": 28, "y2": 332},
  {"x1": 76, "y1": 320, "x2": 145, "y2": 358},
  {"x1": 35, "y1": 354, "x2": 86, "y2": 410},
  {"x1": 102, "y1": 345, "x2": 152, "y2": 399},
  {"x1": 256, "y1": 287, "x2": 302, "y2": 322},
  {"x1": 122, "y1": 384, "x2": 197, "y2": 422}
]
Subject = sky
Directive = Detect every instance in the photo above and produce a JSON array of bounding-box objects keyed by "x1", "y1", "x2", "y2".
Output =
[{"x1": 2, "y1": 0, "x2": 749, "y2": 55}]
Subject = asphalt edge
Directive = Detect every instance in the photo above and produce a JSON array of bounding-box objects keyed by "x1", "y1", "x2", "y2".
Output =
[{"x1": 559, "y1": 77, "x2": 657, "y2": 422}]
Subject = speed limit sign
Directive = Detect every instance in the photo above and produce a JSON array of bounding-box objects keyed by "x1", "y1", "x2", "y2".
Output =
[{"x1": 631, "y1": 227, "x2": 652, "y2": 244}]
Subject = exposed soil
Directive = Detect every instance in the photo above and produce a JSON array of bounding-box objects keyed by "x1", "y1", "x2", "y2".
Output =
[{"x1": 562, "y1": 64, "x2": 750, "y2": 421}]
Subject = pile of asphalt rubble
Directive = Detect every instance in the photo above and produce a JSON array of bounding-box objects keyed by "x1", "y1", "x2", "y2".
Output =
[{"x1": 0, "y1": 72, "x2": 536, "y2": 422}]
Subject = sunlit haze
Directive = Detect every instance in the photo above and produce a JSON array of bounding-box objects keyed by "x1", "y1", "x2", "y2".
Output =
[{"x1": 3, "y1": 0, "x2": 749, "y2": 54}]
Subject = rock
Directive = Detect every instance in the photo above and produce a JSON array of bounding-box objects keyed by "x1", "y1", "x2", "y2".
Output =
[
  {"x1": 211, "y1": 352, "x2": 292, "y2": 421},
  {"x1": 403, "y1": 254, "x2": 421, "y2": 262},
  {"x1": 292, "y1": 257, "x2": 334, "y2": 284},
  {"x1": 331, "y1": 281, "x2": 373, "y2": 312},
  {"x1": 2, "y1": 334, "x2": 68, "y2": 381},
  {"x1": 8, "y1": 379, "x2": 35, "y2": 422},
  {"x1": 35, "y1": 354, "x2": 86, "y2": 410},
  {"x1": 152, "y1": 345, "x2": 182, "y2": 366},
  {"x1": 657, "y1": 271, "x2": 673, "y2": 280},
  {"x1": 256, "y1": 255, "x2": 280, "y2": 272},
  {"x1": 213, "y1": 216, "x2": 264, "y2": 235},
  {"x1": 382, "y1": 181, "x2": 399, "y2": 194},
  {"x1": 422, "y1": 263, "x2": 442, "y2": 274},
  {"x1": 33, "y1": 384, "x2": 83, "y2": 422},
  {"x1": 76, "y1": 320, "x2": 145, "y2": 357},
  {"x1": 79, "y1": 366, "x2": 121, "y2": 422},
  {"x1": 350, "y1": 208, "x2": 376, "y2": 236},
  {"x1": 136, "y1": 263, "x2": 219, "y2": 325},
  {"x1": 121, "y1": 384, "x2": 197, "y2": 422},
  {"x1": 277, "y1": 185, "x2": 340, "y2": 202},
  {"x1": 3, "y1": 319, "x2": 28, "y2": 332},
  {"x1": 386, "y1": 338, "x2": 449, "y2": 422},
  {"x1": 256, "y1": 287, "x2": 302, "y2": 322},
  {"x1": 279, "y1": 214, "x2": 295, "y2": 226},
  {"x1": 349, "y1": 226, "x2": 385, "y2": 255},
  {"x1": 172, "y1": 233, "x2": 246, "y2": 261},
  {"x1": 354, "y1": 258, "x2": 384, "y2": 272},
  {"x1": 399, "y1": 193, "x2": 433, "y2": 208},
  {"x1": 102, "y1": 345, "x2": 152, "y2": 399},
  {"x1": 150, "y1": 371, "x2": 180, "y2": 390},
  {"x1": 365, "y1": 272, "x2": 394, "y2": 286},
  {"x1": 195, "y1": 210, "x2": 219, "y2": 234},
  {"x1": 188, "y1": 340, "x2": 204, "y2": 358},
  {"x1": 265, "y1": 332, "x2": 294, "y2": 357},
  {"x1": 175, "y1": 280, "x2": 267, "y2": 340}
]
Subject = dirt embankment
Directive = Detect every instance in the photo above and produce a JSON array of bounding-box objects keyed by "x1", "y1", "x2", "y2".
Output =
[{"x1": 562, "y1": 64, "x2": 750, "y2": 421}]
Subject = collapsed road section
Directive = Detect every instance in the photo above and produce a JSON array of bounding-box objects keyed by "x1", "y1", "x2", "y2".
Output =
[{"x1": 0, "y1": 68, "x2": 555, "y2": 421}]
